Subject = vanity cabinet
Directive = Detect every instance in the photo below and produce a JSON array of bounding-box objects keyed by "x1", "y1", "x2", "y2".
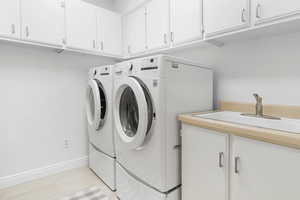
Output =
[
  {"x1": 182, "y1": 125, "x2": 228, "y2": 200},
  {"x1": 146, "y1": 0, "x2": 170, "y2": 50},
  {"x1": 170, "y1": 0, "x2": 203, "y2": 45},
  {"x1": 253, "y1": 0, "x2": 300, "y2": 25},
  {"x1": 182, "y1": 124, "x2": 300, "y2": 200},
  {"x1": 0, "y1": 0, "x2": 20, "y2": 39},
  {"x1": 21, "y1": 0, "x2": 65, "y2": 46},
  {"x1": 97, "y1": 8, "x2": 122, "y2": 56},
  {"x1": 203, "y1": 0, "x2": 250, "y2": 37},
  {"x1": 231, "y1": 136, "x2": 300, "y2": 200},
  {"x1": 65, "y1": 0, "x2": 97, "y2": 51}
]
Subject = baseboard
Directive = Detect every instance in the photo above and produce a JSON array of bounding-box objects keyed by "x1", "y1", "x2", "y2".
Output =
[{"x1": 0, "y1": 156, "x2": 88, "y2": 189}]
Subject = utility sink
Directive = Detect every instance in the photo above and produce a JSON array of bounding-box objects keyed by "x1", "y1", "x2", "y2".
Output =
[{"x1": 194, "y1": 111, "x2": 300, "y2": 134}]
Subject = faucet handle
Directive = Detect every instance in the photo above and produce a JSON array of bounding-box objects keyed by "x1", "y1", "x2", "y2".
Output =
[{"x1": 253, "y1": 93, "x2": 262, "y2": 103}]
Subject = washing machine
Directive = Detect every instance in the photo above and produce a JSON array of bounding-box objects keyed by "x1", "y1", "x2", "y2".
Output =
[
  {"x1": 86, "y1": 65, "x2": 116, "y2": 191},
  {"x1": 113, "y1": 55, "x2": 213, "y2": 200}
]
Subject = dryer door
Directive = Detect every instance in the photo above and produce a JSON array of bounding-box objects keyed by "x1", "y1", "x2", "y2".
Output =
[
  {"x1": 86, "y1": 79, "x2": 107, "y2": 131},
  {"x1": 114, "y1": 76, "x2": 154, "y2": 150}
]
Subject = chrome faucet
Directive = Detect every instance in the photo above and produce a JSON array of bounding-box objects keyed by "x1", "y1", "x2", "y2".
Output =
[
  {"x1": 253, "y1": 93, "x2": 263, "y2": 117},
  {"x1": 241, "y1": 93, "x2": 281, "y2": 120}
]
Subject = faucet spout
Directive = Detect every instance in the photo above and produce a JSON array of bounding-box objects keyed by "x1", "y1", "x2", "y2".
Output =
[
  {"x1": 241, "y1": 93, "x2": 281, "y2": 120},
  {"x1": 253, "y1": 93, "x2": 263, "y2": 116}
]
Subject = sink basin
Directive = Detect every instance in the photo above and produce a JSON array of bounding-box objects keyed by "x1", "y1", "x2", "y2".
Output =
[{"x1": 195, "y1": 111, "x2": 300, "y2": 134}]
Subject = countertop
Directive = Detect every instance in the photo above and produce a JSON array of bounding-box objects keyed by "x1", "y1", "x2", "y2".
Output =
[{"x1": 178, "y1": 111, "x2": 300, "y2": 150}]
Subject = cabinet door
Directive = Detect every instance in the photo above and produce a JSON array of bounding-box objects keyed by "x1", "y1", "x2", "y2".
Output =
[
  {"x1": 146, "y1": 0, "x2": 170, "y2": 50},
  {"x1": 21, "y1": 0, "x2": 65, "y2": 46},
  {"x1": 65, "y1": 0, "x2": 97, "y2": 51},
  {"x1": 182, "y1": 125, "x2": 228, "y2": 200},
  {"x1": 170, "y1": 0, "x2": 203, "y2": 45},
  {"x1": 231, "y1": 136, "x2": 300, "y2": 200},
  {"x1": 254, "y1": 0, "x2": 300, "y2": 24},
  {"x1": 0, "y1": 0, "x2": 20, "y2": 39},
  {"x1": 122, "y1": 16, "x2": 130, "y2": 56},
  {"x1": 203, "y1": 0, "x2": 250, "y2": 37},
  {"x1": 124, "y1": 7, "x2": 146, "y2": 55},
  {"x1": 97, "y1": 8, "x2": 122, "y2": 56}
]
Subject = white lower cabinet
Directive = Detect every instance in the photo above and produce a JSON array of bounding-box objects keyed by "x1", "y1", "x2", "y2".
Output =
[
  {"x1": 231, "y1": 136, "x2": 300, "y2": 200},
  {"x1": 182, "y1": 125, "x2": 228, "y2": 200},
  {"x1": 182, "y1": 124, "x2": 300, "y2": 200}
]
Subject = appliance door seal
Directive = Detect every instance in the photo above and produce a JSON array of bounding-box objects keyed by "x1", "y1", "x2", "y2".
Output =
[
  {"x1": 114, "y1": 77, "x2": 151, "y2": 149},
  {"x1": 86, "y1": 79, "x2": 107, "y2": 131}
]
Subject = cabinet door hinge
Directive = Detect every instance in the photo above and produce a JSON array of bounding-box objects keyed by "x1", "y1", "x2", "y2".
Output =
[
  {"x1": 170, "y1": 32, "x2": 174, "y2": 42},
  {"x1": 163, "y1": 33, "x2": 167, "y2": 44}
]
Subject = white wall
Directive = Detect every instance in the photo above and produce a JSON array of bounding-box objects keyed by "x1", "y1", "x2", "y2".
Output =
[
  {"x1": 171, "y1": 32, "x2": 300, "y2": 106},
  {"x1": 0, "y1": 43, "x2": 114, "y2": 179}
]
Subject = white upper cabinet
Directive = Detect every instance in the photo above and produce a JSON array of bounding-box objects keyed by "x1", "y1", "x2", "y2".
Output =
[
  {"x1": 182, "y1": 125, "x2": 228, "y2": 200},
  {"x1": 0, "y1": 0, "x2": 20, "y2": 39},
  {"x1": 203, "y1": 0, "x2": 250, "y2": 37},
  {"x1": 21, "y1": 0, "x2": 65, "y2": 46},
  {"x1": 231, "y1": 136, "x2": 300, "y2": 200},
  {"x1": 122, "y1": 17, "x2": 130, "y2": 56},
  {"x1": 97, "y1": 8, "x2": 122, "y2": 56},
  {"x1": 170, "y1": 0, "x2": 203, "y2": 45},
  {"x1": 123, "y1": 7, "x2": 146, "y2": 55},
  {"x1": 253, "y1": 0, "x2": 300, "y2": 25},
  {"x1": 65, "y1": 0, "x2": 97, "y2": 51},
  {"x1": 146, "y1": 0, "x2": 170, "y2": 50}
]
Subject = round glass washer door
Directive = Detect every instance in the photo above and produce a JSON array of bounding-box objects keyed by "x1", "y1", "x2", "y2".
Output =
[
  {"x1": 114, "y1": 76, "x2": 153, "y2": 149},
  {"x1": 86, "y1": 79, "x2": 107, "y2": 131}
]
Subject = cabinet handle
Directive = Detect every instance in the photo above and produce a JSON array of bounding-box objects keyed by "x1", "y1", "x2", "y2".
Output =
[
  {"x1": 100, "y1": 41, "x2": 104, "y2": 50},
  {"x1": 25, "y1": 26, "x2": 29, "y2": 37},
  {"x1": 127, "y1": 45, "x2": 131, "y2": 54},
  {"x1": 170, "y1": 32, "x2": 174, "y2": 42},
  {"x1": 163, "y1": 33, "x2": 167, "y2": 44},
  {"x1": 218, "y1": 152, "x2": 224, "y2": 168},
  {"x1": 256, "y1": 4, "x2": 261, "y2": 18},
  {"x1": 241, "y1": 8, "x2": 246, "y2": 23},
  {"x1": 92, "y1": 40, "x2": 96, "y2": 49},
  {"x1": 11, "y1": 24, "x2": 16, "y2": 34},
  {"x1": 62, "y1": 37, "x2": 66, "y2": 45},
  {"x1": 234, "y1": 156, "x2": 240, "y2": 174}
]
